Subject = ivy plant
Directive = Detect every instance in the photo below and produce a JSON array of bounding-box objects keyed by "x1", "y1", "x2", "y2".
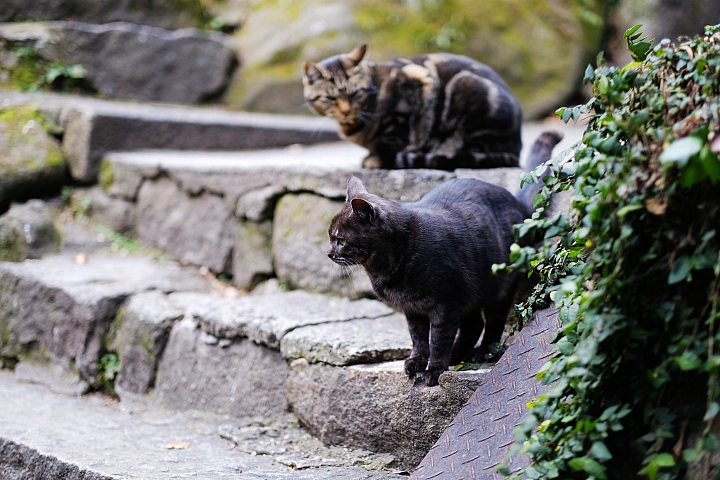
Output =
[{"x1": 500, "y1": 24, "x2": 720, "y2": 480}]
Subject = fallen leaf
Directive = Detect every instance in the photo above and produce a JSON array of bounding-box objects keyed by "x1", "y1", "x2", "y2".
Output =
[
  {"x1": 645, "y1": 197, "x2": 668, "y2": 215},
  {"x1": 166, "y1": 442, "x2": 190, "y2": 449},
  {"x1": 679, "y1": 45, "x2": 694, "y2": 60}
]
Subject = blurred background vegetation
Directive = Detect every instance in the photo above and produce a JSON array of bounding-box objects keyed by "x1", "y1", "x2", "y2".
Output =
[{"x1": 2, "y1": 0, "x2": 719, "y2": 119}]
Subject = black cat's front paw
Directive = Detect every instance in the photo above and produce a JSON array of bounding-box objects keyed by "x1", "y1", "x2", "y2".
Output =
[
  {"x1": 404, "y1": 356, "x2": 427, "y2": 378},
  {"x1": 423, "y1": 369, "x2": 443, "y2": 387}
]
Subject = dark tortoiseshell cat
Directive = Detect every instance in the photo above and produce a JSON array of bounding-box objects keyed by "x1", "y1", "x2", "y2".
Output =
[
  {"x1": 327, "y1": 131, "x2": 562, "y2": 386},
  {"x1": 302, "y1": 44, "x2": 523, "y2": 170}
]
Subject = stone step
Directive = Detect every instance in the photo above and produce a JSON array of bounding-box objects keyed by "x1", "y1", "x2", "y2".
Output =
[
  {"x1": 0, "y1": 21, "x2": 238, "y2": 105},
  {"x1": 0, "y1": 369, "x2": 398, "y2": 479},
  {"x1": 0, "y1": 90, "x2": 340, "y2": 183},
  {"x1": 0, "y1": 213, "x2": 491, "y2": 471}
]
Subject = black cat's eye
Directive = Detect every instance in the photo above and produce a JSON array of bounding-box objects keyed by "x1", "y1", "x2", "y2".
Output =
[{"x1": 337, "y1": 238, "x2": 346, "y2": 246}]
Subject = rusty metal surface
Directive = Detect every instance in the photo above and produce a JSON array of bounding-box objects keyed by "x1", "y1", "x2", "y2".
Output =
[{"x1": 410, "y1": 308, "x2": 561, "y2": 480}]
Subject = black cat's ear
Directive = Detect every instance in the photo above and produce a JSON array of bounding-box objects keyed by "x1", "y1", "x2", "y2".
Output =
[
  {"x1": 342, "y1": 44, "x2": 367, "y2": 69},
  {"x1": 302, "y1": 61, "x2": 329, "y2": 83},
  {"x1": 346, "y1": 176, "x2": 368, "y2": 201},
  {"x1": 351, "y1": 198, "x2": 374, "y2": 220}
]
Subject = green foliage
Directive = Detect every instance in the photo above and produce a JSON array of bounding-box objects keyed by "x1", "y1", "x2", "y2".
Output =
[
  {"x1": 0, "y1": 105, "x2": 61, "y2": 137},
  {"x1": 502, "y1": 24, "x2": 720, "y2": 479},
  {"x1": 4, "y1": 47, "x2": 86, "y2": 93},
  {"x1": 96, "y1": 352, "x2": 120, "y2": 395},
  {"x1": 95, "y1": 224, "x2": 143, "y2": 255}
]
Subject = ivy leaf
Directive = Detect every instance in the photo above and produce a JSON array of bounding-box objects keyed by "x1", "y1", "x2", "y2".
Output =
[
  {"x1": 659, "y1": 136, "x2": 703, "y2": 166},
  {"x1": 568, "y1": 457, "x2": 607, "y2": 479},
  {"x1": 668, "y1": 255, "x2": 691, "y2": 284},
  {"x1": 617, "y1": 203, "x2": 643, "y2": 217},
  {"x1": 704, "y1": 402, "x2": 720, "y2": 421},
  {"x1": 642, "y1": 453, "x2": 676, "y2": 480},
  {"x1": 699, "y1": 145, "x2": 720, "y2": 183},
  {"x1": 598, "y1": 76, "x2": 610, "y2": 95},
  {"x1": 454, "y1": 362, "x2": 482, "y2": 371},
  {"x1": 556, "y1": 337, "x2": 575, "y2": 355},
  {"x1": 683, "y1": 447, "x2": 704, "y2": 463},
  {"x1": 680, "y1": 155, "x2": 708, "y2": 187},
  {"x1": 590, "y1": 441, "x2": 613, "y2": 461},
  {"x1": 674, "y1": 351, "x2": 701, "y2": 371},
  {"x1": 582, "y1": 458, "x2": 608, "y2": 479},
  {"x1": 584, "y1": 64, "x2": 595, "y2": 82},
  {"x1": 567, "y1": 457, "x2": 585, "y2": 471},
  {"x1": 625, "y1": 24, "x2": 642, "y2": 38}
]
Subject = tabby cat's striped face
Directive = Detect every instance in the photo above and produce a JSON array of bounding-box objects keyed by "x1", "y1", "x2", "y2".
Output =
[{"x1": 302, "y1": 45, "x2": 374, "y2": 126}]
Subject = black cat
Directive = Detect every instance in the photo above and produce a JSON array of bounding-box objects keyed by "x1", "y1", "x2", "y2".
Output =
[
  {"x1": 302, "y1": 44, "x2": 523, "y2": 170},
  {"x1": 327, "y1": 131, "x2": 562, "y2": 386}
]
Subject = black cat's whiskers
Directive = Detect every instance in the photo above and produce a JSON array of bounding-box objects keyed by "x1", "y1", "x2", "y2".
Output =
[{"x1": 332, "y1": 263, "x2": 357, "y2": 290}]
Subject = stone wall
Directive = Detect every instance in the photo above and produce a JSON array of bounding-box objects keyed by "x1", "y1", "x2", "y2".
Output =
[{"x1": 92, "y1": 144, "x2": 571, "y2": 298}]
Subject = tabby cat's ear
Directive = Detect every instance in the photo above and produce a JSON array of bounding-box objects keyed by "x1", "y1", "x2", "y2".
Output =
[
  {"x1": 342, "y1": 44, "x2": 367, "y2": 69},
  {"x1": 302, "y1": 61, "x2": 329, "y2": 83},
  {"x1": 351, "y1": 198, "x2": 374, "y2": 220}
]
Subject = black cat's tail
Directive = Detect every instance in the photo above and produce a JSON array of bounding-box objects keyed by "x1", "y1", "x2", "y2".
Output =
[{"x1": 514, "y1": 130, "x2": 563, "y2": 209}]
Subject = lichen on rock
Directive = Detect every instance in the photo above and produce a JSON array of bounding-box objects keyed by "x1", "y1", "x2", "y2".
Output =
[{"x1": 0, "y1": 105, "x2": 66, "y2": 213}]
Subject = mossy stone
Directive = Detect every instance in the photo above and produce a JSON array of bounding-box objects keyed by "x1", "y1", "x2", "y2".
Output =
[
  {"x1": 99, "y1": 159, "x2": 115, "y2": 193},
  {"x1": 0, "y1": 216, "x2": 29, "y2": 262},
  {"x1": 230, "y1": 0, "x2": 606, "y2": 119},
  {"x1": 0, "y1": 106, "x2": 66, "y2": 212}
]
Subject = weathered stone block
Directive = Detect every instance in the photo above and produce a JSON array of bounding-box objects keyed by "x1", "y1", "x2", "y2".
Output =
[
  {"x1": 0, "y1": 214, "x2": 28, "y2": 262},
  {"x1": 56, "y1": 96, "x2": 338, "y2": 184},
  {"x1": 154, "y1": 316, "x2": 290, "y2": 420},
  {"x1": 88, "y1": 187, "x2": 135, "y2": 235},
  {"x1": 0, "y1": 22, "x2": 238, "y2": 104},
  {"x1": 1, "y1": 0, "x2": 204, "y2": 30},
  {"x1": 135, "y1": 177, "x2": 236, "y2": 274},
  {"x1": 177, "y1": 290, "x2": 393, "y2": 349},
  {"x1": 0, "y1": 199, "x2": 60, "y2": 263},
  {"x1": 287, "y1": 359, "x2": 490, "y2": 470},
  {"x1": 109, "y1": 291, "x2": 183, "y2": 395},
  {"x1": 233, "y1": 219, "x2": 274, "y2": 290},
  {"x1": 0, "y1": 255, "x2": 210, "y2": 383},
  {"x1": 0, "y1": 106, "x2": 66, "y2": 213},
  {"x1": 280, "y1": 314, "x2": 411, "y2": 366},
  {"x1": 273, "y1": 193, "x2": 372, "y2": 297}
]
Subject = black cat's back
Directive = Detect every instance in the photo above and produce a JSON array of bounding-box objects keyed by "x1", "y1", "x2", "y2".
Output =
[{"x1": 401, "y1": 179, "x2": 527, "y2": 297}]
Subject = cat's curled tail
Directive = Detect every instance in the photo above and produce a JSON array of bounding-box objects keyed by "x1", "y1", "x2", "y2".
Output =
[{"x1": 514, "y1": 130, "x2": 564, "y2": 210}]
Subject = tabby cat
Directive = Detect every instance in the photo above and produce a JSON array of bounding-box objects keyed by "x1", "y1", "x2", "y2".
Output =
[
  {"x1": 302, "y1": 44, "x2": 523, "y2": 170},
  {"x1": 327, "y1": 131, "x2": 562, "y2": 386}
]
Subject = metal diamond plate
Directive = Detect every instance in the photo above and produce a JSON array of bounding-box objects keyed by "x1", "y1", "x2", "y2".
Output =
[{"x1": 411, "y1": 308, "x2": 561, "y2": 480}]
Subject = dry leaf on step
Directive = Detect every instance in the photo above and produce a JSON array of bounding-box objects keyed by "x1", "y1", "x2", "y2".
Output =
[
  {"x1": 645, "y1": 197, "x2": 667, "y2": 215},
  {"x1": 165, "y1": 442, "x2": 190, "y2": 449}
]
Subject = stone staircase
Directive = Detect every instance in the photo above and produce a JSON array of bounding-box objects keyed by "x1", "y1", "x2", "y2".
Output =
[{"x1": 0, "y1": 91, "x2": 585, "y2": 478}]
